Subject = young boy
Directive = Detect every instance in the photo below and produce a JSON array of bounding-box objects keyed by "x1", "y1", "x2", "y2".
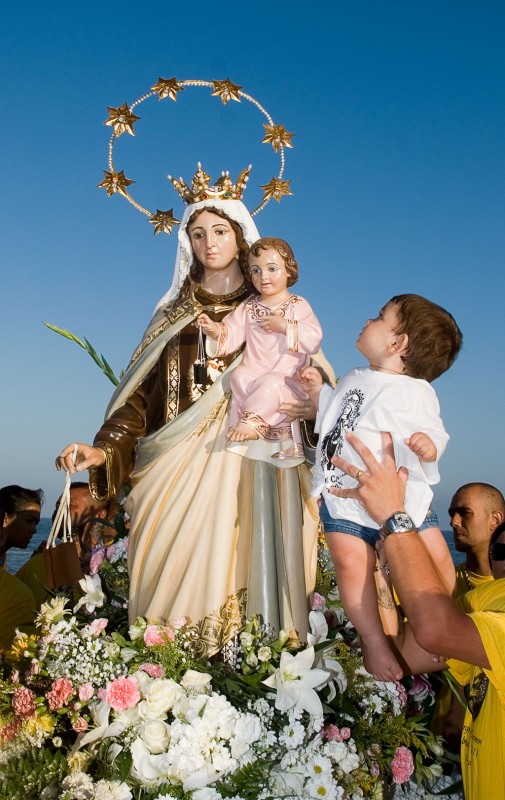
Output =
[{"x1": 299, "y1": 294, "x2": 462, "y2": 681}]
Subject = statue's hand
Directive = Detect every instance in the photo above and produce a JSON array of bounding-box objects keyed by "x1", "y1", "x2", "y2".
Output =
[{"x1": 55, "y1": 443, "x2": 106, "y2": 473}]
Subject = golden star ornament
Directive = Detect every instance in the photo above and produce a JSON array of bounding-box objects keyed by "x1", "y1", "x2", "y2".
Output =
[
  {"x1": 148, "y1": 209, "x2": 180, "y2": 235},
  {"x1": 260, "y1": 178, "x2": 293, "y2": 203},
  {"x1": 104, "y1": 103, "x2": 140, "y2": 137},
  {"x1": 262, "y1": 123, "x2": 295, "y2": 152},
  {"x1": 98, "y1": 170, "x2": 135, "y2": 197},
  {"x1": 151, "y1": 77, "x2": 184, "y2": 101},
  {"x1": 211, "y1": 79, "x2": 242, "y2": 104}
]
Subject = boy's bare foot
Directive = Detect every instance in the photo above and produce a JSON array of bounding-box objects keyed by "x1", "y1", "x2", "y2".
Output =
[
  {"x1": 360, "y1": 634, "x2": 403, "y2": 682},
  {"x1": 226, "y1": 423, "x2": 259, "y2": 442}
]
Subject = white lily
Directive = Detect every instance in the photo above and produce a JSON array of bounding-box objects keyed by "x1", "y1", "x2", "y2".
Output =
[
  {"x1": 73, "y1": 573, "x2": 106, "y2": 614},
  {"x1": 308, "y1": 610, "x2": 347, "y2": 700},
  {"x1": 263, "y1": 646, "x2": 329, "y2": 716}
]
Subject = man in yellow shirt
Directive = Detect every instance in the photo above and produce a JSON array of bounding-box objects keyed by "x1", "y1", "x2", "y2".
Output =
[
  {"x1": 0, "y1": 487, "x2": 42, "y2": 648},
  {"x1": 450, "y1": 482, "x2": 505, "y2": 595},
  {"x1": 432, "y1": 482, "x2": 505, "y2": 750},
  {"x1": 329, "y1": 432, "x2": 505, "y2": 800}
]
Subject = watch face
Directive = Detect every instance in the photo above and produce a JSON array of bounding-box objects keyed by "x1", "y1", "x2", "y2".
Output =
[{"x1": 384, "y1": 512, "x2": 416, "y2": 533}]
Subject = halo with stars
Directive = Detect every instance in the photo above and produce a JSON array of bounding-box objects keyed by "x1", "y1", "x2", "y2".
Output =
[{"x1": 99, "y1": 77, "x2": 294, "y2": 234}]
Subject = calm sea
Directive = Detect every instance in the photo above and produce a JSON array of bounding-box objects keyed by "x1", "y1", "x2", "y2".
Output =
[{"x1": 5, "y1": 520, "x2": 464, "y2": 574}]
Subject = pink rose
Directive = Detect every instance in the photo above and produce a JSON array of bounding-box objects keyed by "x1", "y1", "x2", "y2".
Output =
[
  {"x1": 311, "y1": 592, "x2": 326, "y2": 611},
  {"x1": 139, "y1": 662, "x2": 165, "y2": 678},
  {"x1": 105, "y1": 677, "x2": 141, "y2": 711},
  {"x1": 391, "y1": 746, "x2": 415, "y2": 785},
  {"x1": 340, "y1": 727, "x2": 351, "y2": 741},
  {"x1": 72, "y1": 716, "x2": 89, "y2": 732},
  {"x1": 30, "y1": 658, "x2": 40, "y2": 676},
  {"x1": 143, "y1": 624, "x2": 175, "y2": 646},
  {"x1": 12, "y1": 687, "x2": 37, "y2": 718},
  {"x1": 323, "y1": 724, "x2": 344, "y2": 742},
  {"x1": 46, "y1": 677, "x2": 74, "y2": 711},
  {"x1": 79, "y1": 683, "x2": 95, "y2": 702},
  {"x1": 370, "y1": 760, "x2": 380, "y2": 778},
  {"x1": 172, "y1": 616, "x2": 187, "y2": 631}
]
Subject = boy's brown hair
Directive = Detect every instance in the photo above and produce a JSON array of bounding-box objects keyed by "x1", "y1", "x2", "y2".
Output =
[
  {"x1": 390, "y1": 293, "x2": 462, "y2": 382},
  {"x1": 248, "y1": 237, "x2": 298, "y2": 287}
]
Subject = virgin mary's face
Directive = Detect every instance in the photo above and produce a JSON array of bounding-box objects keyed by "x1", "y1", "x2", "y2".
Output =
[{"x1": 188, "y1": 211, "x2": 239, "y2": 273}]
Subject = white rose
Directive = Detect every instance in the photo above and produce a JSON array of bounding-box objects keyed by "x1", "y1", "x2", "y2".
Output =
[
  {"x1": 139, "y1": 719, "x2": 171, "y2": 754},
  {"x1": 113, "y1": 706, "x2": 140, "y2": 727},
  {"x1": 138, "y1": 678, "x2": 184, "y2": 719},
  {"x1": 132, "y1": 669, "x2": 153, "y2": 695},
  {"x1": 128, "y1": 618, "x2": 147, "y2": 640},
  {"x1": 240, "y1": 632, "x2": 254, "y2": 648},
  {"x1": 257, "y1": 646, "x2": 272, "y2": 662},
  {"x1": 103, "y1": 641, "x2": 121, "y2": 659},
  {"x1": 180, "y1": 669, "x2": 212, "y2": 695}
]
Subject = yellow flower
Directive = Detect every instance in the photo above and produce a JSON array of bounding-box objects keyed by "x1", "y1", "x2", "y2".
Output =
[
  {"x1": 25, "y1": 713, "x2": 55, "y2": 736},
  {"x1": 6, "y1": 633, "x2": 37, "y2": 662},
  {"x1": 68, "y1": 750, "x2": 92, "y2": 772}
]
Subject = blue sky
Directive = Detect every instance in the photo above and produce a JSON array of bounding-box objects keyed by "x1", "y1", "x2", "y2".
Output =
[{"x1": 1, "y1": 1, "x2": 504, "y2": 524}]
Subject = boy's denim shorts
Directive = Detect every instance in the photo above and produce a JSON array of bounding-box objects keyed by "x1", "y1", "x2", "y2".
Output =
[{"x1": 319, "y1": 497, "x2": 439, "y2": 547}]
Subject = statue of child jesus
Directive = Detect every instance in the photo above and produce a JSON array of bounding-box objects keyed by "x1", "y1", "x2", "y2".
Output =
[{"x1": 198, "y1": 237, "x2": 322, "y2": 459}]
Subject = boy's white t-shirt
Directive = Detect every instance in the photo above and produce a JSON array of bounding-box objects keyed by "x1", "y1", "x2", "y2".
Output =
[{"x1": 312, "y1": 367, "x2": 449, "y2": 529}]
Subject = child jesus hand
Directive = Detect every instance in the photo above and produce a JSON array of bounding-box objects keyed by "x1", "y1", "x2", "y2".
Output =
[
  {"x1": 296, "y1": 366, "x2": 323, "y2": 400},
  {"x1": 257, "y1": 314, "x2": 287, "y2": 334},
  {"x1": 405, "y1": 432, "x2": 437, "y2": 462},
  {"x1": 197, "y1": 313, "x2": 220, "y2": 340}
]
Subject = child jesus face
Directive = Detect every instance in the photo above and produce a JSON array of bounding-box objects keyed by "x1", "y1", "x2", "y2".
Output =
[{"x1": 248, "y1": 248, "x2": 290, "y2": 304}]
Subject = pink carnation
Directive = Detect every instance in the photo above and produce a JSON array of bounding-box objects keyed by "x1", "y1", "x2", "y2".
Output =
[
  {"x1": 143, "y1": 624, "x2": 175, "y2": 646},
  {"x1": 46, "y1": 677, "x2": 74, "y2": 711},
  {"x1": 12, "y1": 687, "x2": 37, "y2": 718},
  {"x1": 87, "y1": 618, "x2": 108, "y2": 636},
  {"x1": 139, "y1": 662, "x2": 165, "y2": 678},
  {"x1": 0, "y1": 718, "x2": 21, "y2": 743},
  {"x1": 391, "y1": 746, "x2": 415, "y2": 785},
  {"x1": 105, "y1": 676, "x2": 141, "y2": 711},
  {"x1": 78, "y1": 682, "x2": 95, "y2": 702},
  {"x1": 72, "y1": 716, "x2": 89, "y2": 732},
  {"x1": 89, "y1": 548, "x2": 106, "y2": 575},
  {"x1": 395, "y1": 681, "x2": 408, "y2": 708}
]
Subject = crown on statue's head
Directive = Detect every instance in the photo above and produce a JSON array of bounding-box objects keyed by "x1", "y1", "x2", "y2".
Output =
[{"x1": 168, "y1": 163, "x2": 251, "y2": 204}]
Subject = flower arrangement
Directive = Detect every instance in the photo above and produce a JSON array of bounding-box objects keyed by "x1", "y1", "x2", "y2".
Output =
[{"x1": 0, "y1": 568, "x2": 448, "y2": 800}]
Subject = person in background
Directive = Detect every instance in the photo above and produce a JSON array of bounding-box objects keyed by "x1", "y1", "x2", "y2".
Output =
[
  {"x1": 16, "y1": 482, "x2": 109, "y2": 609},
  {"x1": 0, "y1": 485, "x2": 43, "y2": 565},
  {"x1": 449, "y1": 482, "x2": 505, "y2": 595},
  {"x1": 0, "y1": 485, "x2": 43, "y2": 649},
  {"x1": 431, "y1": 481, "x2": 505, "y2": 750},
  {"x1": 330, "y1": 431, "x2": 505, "y2": 800}
]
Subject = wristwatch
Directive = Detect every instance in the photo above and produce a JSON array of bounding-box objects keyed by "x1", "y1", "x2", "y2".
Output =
[{"x1": 380, "y1": 511, "x2": 417, "y2": 541}]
